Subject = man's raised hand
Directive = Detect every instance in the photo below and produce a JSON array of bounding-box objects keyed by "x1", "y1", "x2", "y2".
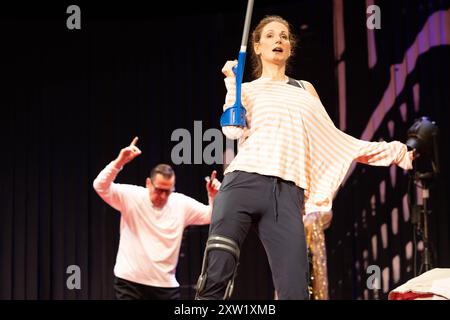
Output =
[
  {"x1": 206, "y1": 170, "x2": 221, "y2": 199},
  {"x1": 114, "y1": 136, "x2": 142, "y2": 169}
]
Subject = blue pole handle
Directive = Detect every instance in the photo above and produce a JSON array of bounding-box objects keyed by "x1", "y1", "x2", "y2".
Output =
[
  {"x1": 220, "y1": 0, "x2": 254, "y2": 128},
  {"x1": 220, "y1": 51, "x2": 247, "y2": 127}
]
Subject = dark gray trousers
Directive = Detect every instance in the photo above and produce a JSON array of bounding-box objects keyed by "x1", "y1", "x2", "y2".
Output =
[
  {"x1": 114, "y1": 277, "x2": 180, "y2": 300},
  {"x1": 197, "y1": 170, "x2": 309, "y2": 300}
]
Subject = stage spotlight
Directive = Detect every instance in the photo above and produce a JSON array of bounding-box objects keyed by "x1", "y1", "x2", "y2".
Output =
[
  {"x1": 405, "y1": 116, "x2": 440, "y2": 276},
  {"x1": 406, "y1": 116, "x2": 440, "y2": 174}
]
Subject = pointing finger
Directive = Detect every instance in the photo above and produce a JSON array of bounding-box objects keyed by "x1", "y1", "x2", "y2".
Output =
[
  {"x1": 130, "y1": 136, "x2": 139, "y2": 147},
  {"x1": 210, "y1": 170, "x2": 217, "y2": 182}
]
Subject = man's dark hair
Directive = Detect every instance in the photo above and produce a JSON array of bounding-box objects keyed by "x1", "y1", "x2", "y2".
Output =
[{"x1": 150, "y1": 164, "x2": 175, "y2": 180}]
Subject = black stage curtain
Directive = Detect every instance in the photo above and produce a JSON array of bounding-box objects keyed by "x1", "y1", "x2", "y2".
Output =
[{"x1": 1, "y1": 0, "x2": 448, "y2": 300}]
